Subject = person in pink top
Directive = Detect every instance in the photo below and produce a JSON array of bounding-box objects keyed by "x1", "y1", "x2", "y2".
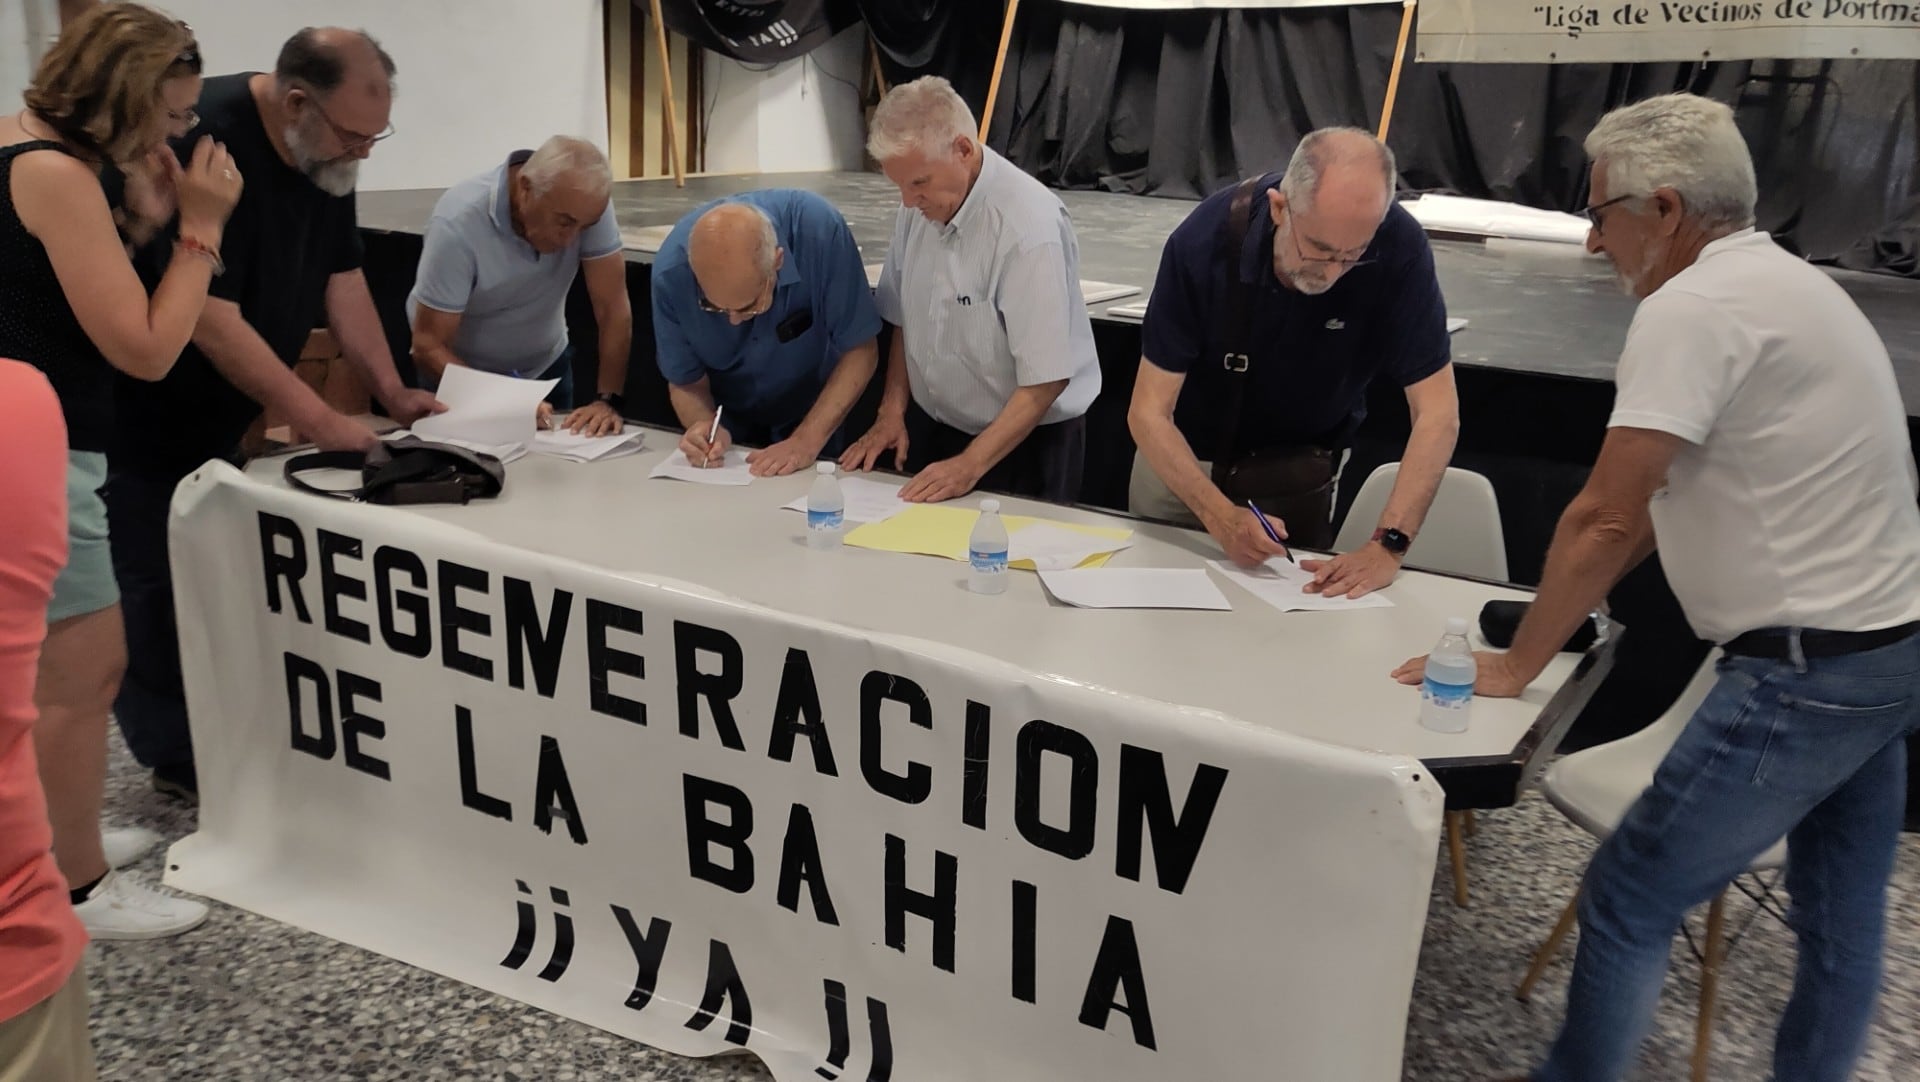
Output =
[{"x1": 0, "y1": 359, "x2": 94, "y2": 1079}]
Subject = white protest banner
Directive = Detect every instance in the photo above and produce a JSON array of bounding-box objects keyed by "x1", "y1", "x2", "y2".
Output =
[
  {"x1": 166, "y1": 464, "x2": 1442, "y2": 1081},
  {"x1": 1419, "y1": 0, "x2": 1920, "y2": 62}
]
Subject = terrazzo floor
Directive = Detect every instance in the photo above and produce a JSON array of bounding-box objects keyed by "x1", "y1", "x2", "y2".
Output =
[{"x1": 91, "y1": 736, "x2": 1919, "y2": 1082}]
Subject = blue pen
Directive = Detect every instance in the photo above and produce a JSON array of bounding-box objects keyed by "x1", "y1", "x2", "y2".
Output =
[{"x1": 1246, "y1": 500, "x2": 1296, "y2": 564}]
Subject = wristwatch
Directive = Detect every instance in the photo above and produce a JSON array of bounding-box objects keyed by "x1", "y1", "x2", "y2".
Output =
[
  {"x1": 594, "y1": 391, "x2": 626, "y2": 413},
  {"x1": 1371, "y1": 527, "x2": 1412, "y2": 558}
]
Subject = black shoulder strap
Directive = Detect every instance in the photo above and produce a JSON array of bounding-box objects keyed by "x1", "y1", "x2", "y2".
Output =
[{"x1": 1212, "y1": 176, "x2": 1263, "y2": 474}]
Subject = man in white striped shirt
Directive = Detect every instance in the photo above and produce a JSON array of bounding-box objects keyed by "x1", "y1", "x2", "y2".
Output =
[{"x1": 840, "y1": 76, "x2": 1101, "y2": 505}]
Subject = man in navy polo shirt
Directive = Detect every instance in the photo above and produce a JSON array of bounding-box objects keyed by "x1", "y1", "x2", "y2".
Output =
[
  {"x1": 1129, "y1": 128, "x2": 1459, "y2": 597},
  {"x1": 654, "y1": 190, "x2": 882, "y2": 476}
]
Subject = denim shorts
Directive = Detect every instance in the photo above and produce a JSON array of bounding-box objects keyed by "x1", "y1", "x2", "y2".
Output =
[{"x1": 47, "y1": 450, "x2": 119, "y2": 624}]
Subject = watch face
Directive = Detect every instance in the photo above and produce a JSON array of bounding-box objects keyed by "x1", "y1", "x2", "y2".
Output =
[{"x1": 1378, "y1": 528, "x2": 1411, "y2": 554}]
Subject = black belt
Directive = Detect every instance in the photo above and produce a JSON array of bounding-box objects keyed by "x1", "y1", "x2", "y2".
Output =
[{"x1": 1721, "y1": 621, "x2": 1920, "y2": 661}]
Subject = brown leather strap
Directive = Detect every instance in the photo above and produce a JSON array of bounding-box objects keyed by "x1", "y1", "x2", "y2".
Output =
[{"x1": 1212, "y1": 176, "x2": 1265, "y2": 477}]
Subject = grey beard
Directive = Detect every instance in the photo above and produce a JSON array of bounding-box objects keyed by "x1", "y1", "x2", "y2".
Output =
[
  {"x1": 306, "y1": 159, "x2": 360, "y2": 197},
  {"x1": 284, "y1": 121, "x2": 360, "y2": 197}
]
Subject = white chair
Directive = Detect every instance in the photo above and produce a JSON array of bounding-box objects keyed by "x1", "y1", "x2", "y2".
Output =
[
  {"x1": 1338, "y1": 463, "x2": 1508, "y2": 905},
  {"x1": 1335, "y1": 462, "x2": 1509, "y2": 581},
  {"x1": 1516, "y1": 651, "x2": 1787, "y2": 1082}
]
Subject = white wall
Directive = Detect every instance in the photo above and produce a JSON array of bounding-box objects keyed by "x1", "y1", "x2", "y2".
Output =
[
  {"x1": 702, "y1": 22, "x2": 866, "y2": 176},
  {"x1": 1, "y1": 0, "x2": 58, "y2": 109},
  {"x1": 149, "y1": 0, "x2": 607, "y2": 192}
]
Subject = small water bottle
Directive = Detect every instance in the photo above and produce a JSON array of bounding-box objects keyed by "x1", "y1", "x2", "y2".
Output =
[
  {"x1": 1419, "y1": 617, "x2": 1477, "y2": 733},
  {"x1": 968, "y1": 498, "x2": 1009, "y2": 594},
  {"x1": 806, "y1": 462, "x2": 845, "y2": 549}
]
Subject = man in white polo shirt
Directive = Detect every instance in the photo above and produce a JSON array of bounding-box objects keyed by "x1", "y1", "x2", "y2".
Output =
[
  {"x1": 1396, "y1": 94, "x2": 1920, "y2": 1082},
  {"x1": 408, "y1": 135, "x2": 632, "y2": 435},
  {"x1": 840, "y1": 76, "x2": 1101, "y2": 505}
]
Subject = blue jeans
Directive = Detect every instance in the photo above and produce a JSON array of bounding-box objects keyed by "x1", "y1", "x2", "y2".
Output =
[
  {"x1": 1536, "y1": 632, "x2": 1920, "y2": 1082},
  {"x1": 540, "y1": 346, "x2": 576, "y2": 410}
]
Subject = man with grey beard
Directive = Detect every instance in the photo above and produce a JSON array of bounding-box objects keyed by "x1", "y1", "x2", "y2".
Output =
[{"x1": 106, "y1": 27, "x2": 441, "y2": 801}]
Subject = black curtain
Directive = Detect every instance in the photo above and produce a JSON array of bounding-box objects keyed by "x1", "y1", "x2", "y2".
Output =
[{"x1": 966, "y1": 6, "x2": 1920, "y2": 276}]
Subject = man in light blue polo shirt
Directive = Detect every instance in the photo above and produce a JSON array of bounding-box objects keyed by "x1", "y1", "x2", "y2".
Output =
[
  {"x1": 409, "y1": 136, "x2": 632, "y2": 435},
  {"x1": 653, "y1": 189, "x2": 883, "y2": 476}
]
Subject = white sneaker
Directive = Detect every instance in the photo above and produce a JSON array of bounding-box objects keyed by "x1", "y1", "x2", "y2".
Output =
[
  {"x1": 102, "y1": 826, "x2": 163, "y2": 869},
  {"x1": 73, "y1": 870, "x2": 208, "y2": 940}
]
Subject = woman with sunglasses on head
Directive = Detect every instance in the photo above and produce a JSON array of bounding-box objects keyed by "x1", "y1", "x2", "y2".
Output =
[{"x1": 0, "y1": 3, "x2": 242, "y2": 940}]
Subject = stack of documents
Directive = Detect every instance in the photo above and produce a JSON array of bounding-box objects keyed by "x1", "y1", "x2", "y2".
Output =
[
  {"x1": 620, "y1": 224, "x2": 674, "y2": 252},
  {"x1": 531, "y1": 428, "x2": 645, "y2": 463},
  {"x1": 1209, "y1": 558, "x2": 1394, "y2": 613},
  {"x1": 844, "y1": 505, "x2": 1132, "y2": 570},
  {"x1": 1403, "y1": 194, "x2": 1592, "y2": 245},
  {"x1": 411, "y1": 366, "x2": 555, "y2": 450},
  {"x1": 780, "y1": 476, "x2": 911, "y2": 524}
]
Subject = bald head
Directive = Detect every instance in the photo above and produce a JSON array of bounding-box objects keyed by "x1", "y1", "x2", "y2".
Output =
[
  {"x1": 1279, "y1": 128, "x2": 1395, "y2": 219},
  {"x1": 688, "y1": 203, "x2": 782, "y2": 322},
  {"x1": 276, "y1": 27, "x2": 396, "y2": 100}
]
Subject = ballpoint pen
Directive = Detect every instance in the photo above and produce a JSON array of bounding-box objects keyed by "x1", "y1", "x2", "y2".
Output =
[
  {"x1": 704, "y1": 405, "x2": 724, "y2": 467},
  {"x1": 1246, "y1": 500, "x2": 1295, "y2": 564}
]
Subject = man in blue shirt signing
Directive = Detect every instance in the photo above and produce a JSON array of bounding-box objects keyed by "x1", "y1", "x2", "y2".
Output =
[{"x1": 652, "y1": 189, "x2": 883, "y2": 475}]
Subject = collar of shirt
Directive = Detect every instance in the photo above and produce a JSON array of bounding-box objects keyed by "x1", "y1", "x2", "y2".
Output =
[
  {"x1": 942, "y1": 145, "x2": 1002, "y2": 240},
  {"x1": 1698, "y1": 226, "x2": 1761, "y2": 260},
  {"x1": 491, "y1": 148, "x2": 538, "y2": 258}
]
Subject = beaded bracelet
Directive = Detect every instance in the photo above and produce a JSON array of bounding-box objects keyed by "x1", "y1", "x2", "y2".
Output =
[{"x1": 175, "y1": 235, "x2": 225, "y2": 276}]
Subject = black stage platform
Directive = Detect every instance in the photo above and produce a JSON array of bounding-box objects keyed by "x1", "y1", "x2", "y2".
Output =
[{"x1": 354, "y1": 171, "x2": 1920, "y2": 777}]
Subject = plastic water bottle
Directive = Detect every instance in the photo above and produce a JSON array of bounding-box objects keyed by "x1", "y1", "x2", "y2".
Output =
[
  {"x1": 968, "y1": 498, "x2": 1009, "y2": 594},
  {"x1": 1419, "y1": 617, "x2": 1477, "y2": 733},
  {"x1": 806, "y1": 462, "x2": 844, "y2": 549}
]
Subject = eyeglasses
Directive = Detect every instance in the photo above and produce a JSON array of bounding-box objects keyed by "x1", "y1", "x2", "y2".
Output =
[
  {"x1": 297, "y1": 89, "x2": 395, "y2": 152},
  {"x1": 698, "y1": 273, "x2": 775, "y2": 317},
  {"x1": 1584, "y1": 193, "x2": 1636, "y2": 233},
  {"x1": 166, "y1": 107, "x2": 199, "y2": 130},
  {"x1": 1285, "y1": 214, "x2": 1375, "y2": 269}
]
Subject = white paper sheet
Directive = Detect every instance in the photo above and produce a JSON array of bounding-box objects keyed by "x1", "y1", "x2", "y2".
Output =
[
  {"x1": 648, "y1": 449, "x2": 754, "y2": 485},
  {"x1": 410, "y1": 366, "x2": 556, "y2": 449},
  {"x1": 780, "y1": 476, "x2": 911, "y2": 523},
  {"x1": 531, "y1": 428, "x2": 645, "y2": 463},
  {"x1": 1208, "y1": 559, "x2": 1395, "y2": 613},
  {"x1": 1447, "y1": 317, "x2": 1469, "y2": 334},
  {"x1": 865, "y1": 262, "x2": 885, "y2": 289},
  {"x1": 1039, "y1": 568, "x2": 1233, "y2": 611},
  {"x1": 1105, "y1": 300, "x2": 1150, "y2": 321},
  {"x1": 1009, "y1": 523, "x2": 1135, "y2": 571},
  {"x1": 1404, "y1": 194, "x2": 1592, "y2": 245}
]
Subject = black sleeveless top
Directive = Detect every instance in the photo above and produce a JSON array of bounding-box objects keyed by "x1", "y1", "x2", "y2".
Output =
[{"x1": 0, "y1": 140, "x2": 113, "y2": 451}]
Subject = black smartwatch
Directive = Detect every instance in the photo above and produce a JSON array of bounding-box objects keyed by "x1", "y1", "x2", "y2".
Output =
[
  {"x1": 594, "y1": 391, "x2": 626, "y2": 413},
  {"x1": 1371, "y1": 527, "x2": 1412, "y2": 557}
]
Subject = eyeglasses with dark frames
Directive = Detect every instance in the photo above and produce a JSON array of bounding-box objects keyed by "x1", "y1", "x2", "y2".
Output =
[
  {"x1": 1584, "y1": 193, "x2": 1636, "y2": 233},
  {"x1": 295, "y1": 87, "x2": 396, "y2": 152},
  {"x1": 1284, "y1": 213, "x2": 1376, "y2": 269}
]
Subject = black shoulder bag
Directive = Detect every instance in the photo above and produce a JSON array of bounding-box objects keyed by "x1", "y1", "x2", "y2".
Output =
[
  {"x1": 284, "y1": 437, "x2": 506, "y2": 505},
  {"x1": 1208, "y1": 177, "x2": 1339, "y2": 550}
]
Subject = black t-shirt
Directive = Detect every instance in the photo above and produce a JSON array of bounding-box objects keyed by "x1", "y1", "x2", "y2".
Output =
[
  {"x1": 1140, "y1": 173, "x2": 1451, "y2": 458},
  {"x1": 111, "y1": 73, "x2": 364, "y2": 478}
]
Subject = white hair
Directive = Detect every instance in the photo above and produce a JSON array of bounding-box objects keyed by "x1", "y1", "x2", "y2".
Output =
[
  {"x1": 521, "y1": 135, "x2": 612, "y2": 199},
  {"x1": 866, "y1": 75, "x2": 977, "y2": 163},
  {"x1": 1584, "y1": 93, "x2": 1756, "y2": 232},
  {"x1": 1278, "y1": 127, "x2": 1396, "y2": 216}
]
